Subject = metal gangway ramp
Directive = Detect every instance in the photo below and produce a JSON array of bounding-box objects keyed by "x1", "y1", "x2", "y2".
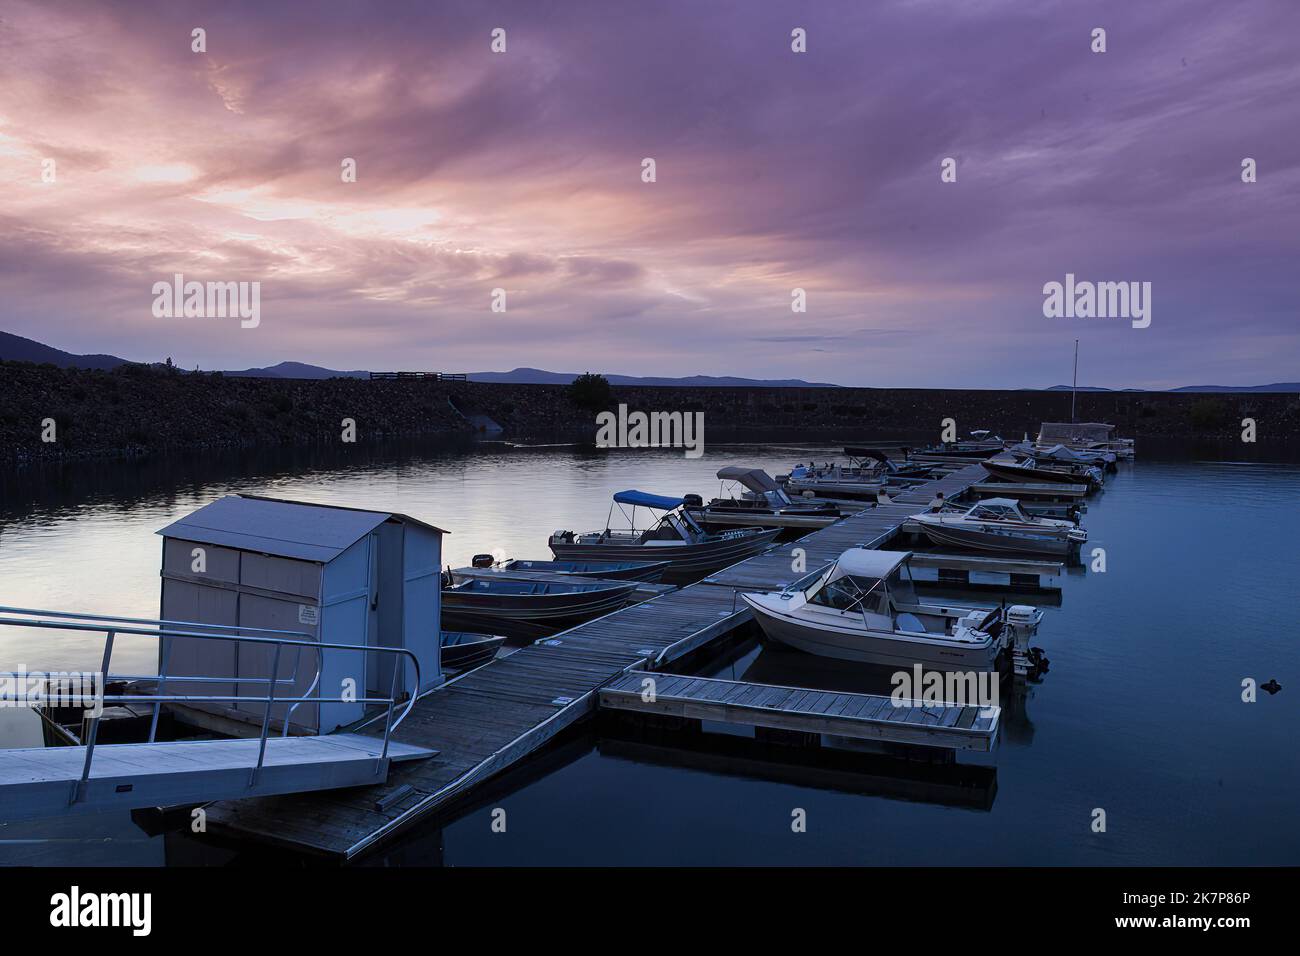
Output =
[{"x1": 0, "y1": 608, "x2": 436, "y2": 821}]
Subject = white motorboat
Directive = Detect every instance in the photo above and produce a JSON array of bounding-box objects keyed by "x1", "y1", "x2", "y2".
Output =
[
  {"x1": 741, "y1": 549, "x2": 1044, "y2": 673},
  {"x1": 782, "y1": 455, "x2": 925, "y2": 500},
  {"x1": 909, "y1": 498, "x2": 1087, "y2": 556}
]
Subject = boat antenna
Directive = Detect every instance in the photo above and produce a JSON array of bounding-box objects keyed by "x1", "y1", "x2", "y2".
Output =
[{"x1": 1070, "y1": 338, "x2": 1079, "y2": 423}]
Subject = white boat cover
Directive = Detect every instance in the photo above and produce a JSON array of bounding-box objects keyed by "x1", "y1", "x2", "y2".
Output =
[
  {"x1": 1039, "y1": 443, "x2": 1091, "y2": 462},
  {"x1": 827, "y1": 548, "x2": 910, "y2": 582}
]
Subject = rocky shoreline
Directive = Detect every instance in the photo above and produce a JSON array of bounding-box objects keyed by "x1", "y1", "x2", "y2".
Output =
[{"x1": 3, "y1": 361, "x2": 1297, "y2": 464}]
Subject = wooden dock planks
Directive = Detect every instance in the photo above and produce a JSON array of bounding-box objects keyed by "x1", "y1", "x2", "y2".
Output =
[
  {"x1": 599, "y1": 672, "x2": 999, "y2": 751},
  {"x1": 203, "y1": 463, "x2": 991, "y2": 858}
]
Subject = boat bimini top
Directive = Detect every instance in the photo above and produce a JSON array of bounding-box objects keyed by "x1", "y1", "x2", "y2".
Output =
[
  {"x1": 715, "y1": 466, "x2": 781, "y2": 495},
  {"x1": 612, "y1": 490, "x2": 687, "y2": 510},
  {"x1": 606, "y1": 489, "x2": 705, "y2": 542}
]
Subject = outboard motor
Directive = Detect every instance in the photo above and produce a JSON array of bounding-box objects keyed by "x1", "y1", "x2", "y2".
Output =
[
  {"x1": 1005, "y1": 605, "x2": 1045, "y2": 677},
  {"x1": 471, "y1": 553, "x2": 496, "y2": 568},
  {"x1": 682, "y1": 494, "x2": 703, "y2": 508}
]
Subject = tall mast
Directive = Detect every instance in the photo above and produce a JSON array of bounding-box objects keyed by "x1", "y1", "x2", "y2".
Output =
[{"x1": 1071, "y1": 339, "x2": 1079, "y2": 423}]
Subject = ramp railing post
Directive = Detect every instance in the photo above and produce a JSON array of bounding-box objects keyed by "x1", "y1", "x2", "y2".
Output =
[
  {"x1": 249, "y1": 643, "x2": 282, "y2": 787},
  {"x1": 70, "y1": 628, "x2": 114, "y2": 806},
  {"x1": 149, "y1": 632, "x2": 172, "y2": 743},
  {"x1": 376, "y1": 656, "x2": 400, "y2": 774}
]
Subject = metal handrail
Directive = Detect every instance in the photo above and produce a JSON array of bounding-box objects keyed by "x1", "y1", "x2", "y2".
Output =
[
  {"x1": 0, "y1": 606, "x2": 314, "y2": 639},
  {"x1": 0, "y1": 606, "x2": 421, "y2": 801}
]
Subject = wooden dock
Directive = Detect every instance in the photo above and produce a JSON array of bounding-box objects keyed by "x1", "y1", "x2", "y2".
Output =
[
  {"x1": 599, "y1": 672, "x2": 999, "y2": 751},
  {"x1": 970, "y1": 481, "x2": 1088, "y2": 500},
  {"x1": 204, "y1": 463, "x2": 991, "y2": 859}
]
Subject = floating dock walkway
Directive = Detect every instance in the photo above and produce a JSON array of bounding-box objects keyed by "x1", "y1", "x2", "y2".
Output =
[
  {"x1": 0, "y1": 735, "x2": 434, "y2": 822},
  {"x1": 600, "y1": 672, "x2": 998, "y2": 752},
  {"x1": 204, "y1": 464, "x2": 991, "y2": 858}
]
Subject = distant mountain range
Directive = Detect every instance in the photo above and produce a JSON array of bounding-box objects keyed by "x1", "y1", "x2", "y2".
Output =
[
  {"x1": 466, "y1": 367, "x2": 837, "y2": 387},
  {"x1": 0, "y1": 330, "x2": 128, "y2": 371},
  {"x1": 1046, "y1": 382, "x2": 1300, "y2": 393},
  {"x1": 3, "y1": 330, "x2": 1298, "y2": 391},
  {"x1": 224, "y1": 361, "x2": 368, "y2": 379}
]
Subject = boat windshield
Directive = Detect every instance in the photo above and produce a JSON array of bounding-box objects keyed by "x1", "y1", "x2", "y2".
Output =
[
  {"x1": 887, "y1": 567, "x2": 918, "y2": 606},
  {"x1": 970, "y1": 503, "x2": 1024, "y2": 521},
  {"x1": 809, "y1": 574, "x2": 886, "y2": 613}
]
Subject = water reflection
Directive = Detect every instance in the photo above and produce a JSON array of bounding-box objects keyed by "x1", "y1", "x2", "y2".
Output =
[{"x1": 2, "y1": 438, "x2": 1298, "y2": 865}]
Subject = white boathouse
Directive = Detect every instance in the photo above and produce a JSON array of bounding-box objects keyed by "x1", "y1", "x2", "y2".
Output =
[{"x1": 156, "y1": 494, "x2": 445, "y2": 735}]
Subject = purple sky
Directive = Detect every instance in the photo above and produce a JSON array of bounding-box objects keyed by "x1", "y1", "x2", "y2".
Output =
[{"x1": 2, "y1": 0, "x2": 1297, "y2": 387}]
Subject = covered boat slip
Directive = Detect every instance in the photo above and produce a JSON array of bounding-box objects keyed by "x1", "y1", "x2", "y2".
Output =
[{"x1": 201, "y1": 464, "x2": 993, "y2": 859}]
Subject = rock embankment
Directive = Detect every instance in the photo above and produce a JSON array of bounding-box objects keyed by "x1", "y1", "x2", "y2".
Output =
[{"x1": 2, "y1": 361, "x2": 1296, "y2": 463}]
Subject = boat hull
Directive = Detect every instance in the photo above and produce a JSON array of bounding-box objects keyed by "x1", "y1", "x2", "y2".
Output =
[
  {"x1": 441, "y1": 580, "x2": 636, "y2": 637},
  {"x1": 914, "y1": 520, "x2": 1079, "y2": 557},
  {"x1": 497, "y1": 559, "x2": 668, "y2": 583},
  {"x1": 784, "y1": 478, "x2": 882, "y2": 500},
  {"x1": 439, "y1": 631, "x2": 506, "y2": 671},
  {"x1": 982, "y1": 461, "x2": 1099, "y2": 487},
  {"x1": 742, "y1": 595, "x2": 1001, "y2": 671},
  {"x1": 549, "y1": 528, "x2": 780, "y2": 584}
]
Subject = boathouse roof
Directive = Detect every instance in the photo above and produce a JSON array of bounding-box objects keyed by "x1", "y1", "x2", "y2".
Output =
[{"x1": 156, "y1": 494, "x2": 446, "y2": 563}]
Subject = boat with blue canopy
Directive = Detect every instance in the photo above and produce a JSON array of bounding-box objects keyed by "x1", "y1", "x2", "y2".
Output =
[{"x1": 548, "y1": 489, "x2": 780, "y2": 585}]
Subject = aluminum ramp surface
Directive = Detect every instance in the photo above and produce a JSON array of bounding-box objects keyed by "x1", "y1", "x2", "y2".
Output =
[{"x1": 0, "y1": 734, "x2": 436, "y2": 821}]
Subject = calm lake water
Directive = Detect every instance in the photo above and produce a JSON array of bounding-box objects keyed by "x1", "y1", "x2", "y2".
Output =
[{"x1": 1, "y1": 437, "x2": 1297, "y2": 865}]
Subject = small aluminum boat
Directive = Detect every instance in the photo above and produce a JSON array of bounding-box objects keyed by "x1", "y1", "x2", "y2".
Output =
[
  {"x1": 742, "y1": 549, "x2": 1044, "y2": 672},
  {"x1": 440, "y1": 631, "x2": 507, "y2": 671},
  {"x1": 441, "y1": 573, "x2": 637, "y2": 637},
  {"x1": 469, "y1": 556, "x2": 669, "y2": 583},
  {"x1": 910, "y1": 498, "x2": 1087, "y2": 556},
  {"x1": 549, "y1": 490, "x2": 780, "y2": 585}
]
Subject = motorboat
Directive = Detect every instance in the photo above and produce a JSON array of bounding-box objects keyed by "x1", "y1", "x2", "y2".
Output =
[
  {"x1": 548, "y1": 490, "x2": 781, "y2": 585},
  {"x1": 691, "y1": 466, "x2": 843, "y2": 529},
  {"x1": 981, "y1": 452, "x2": 1104, "y2": 489},
  {"x1": 782, "y1": 451, "x2": 927, "y2": 500},
  {"x1": 741, "y1": 549, "x2": 1045, "y2": 673},
  {"x1": 842, "y1": 447, "x2": 933, "y2": 479},
  {"x1": 465, "y1": 556, "x2": 669, "y2": 583},
  {"x1": 1033, "y1": 442, "x2": 1117, "y2": 470},
  {"x1": 909, "y1": 498, "x2": 1087, "y2": 556},
  {"x1": 912, "y1": 430, "x2": 1008, "y2": 460},
  {"x1": 440, "y1": 630, "x2": 507, "y2": 671},
  {"x1": 440, "y1": 572, "x2": 637, "y2": 638},
  {"x1": 782, "y1": 463, "x2": 885, "y2": 500}
]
